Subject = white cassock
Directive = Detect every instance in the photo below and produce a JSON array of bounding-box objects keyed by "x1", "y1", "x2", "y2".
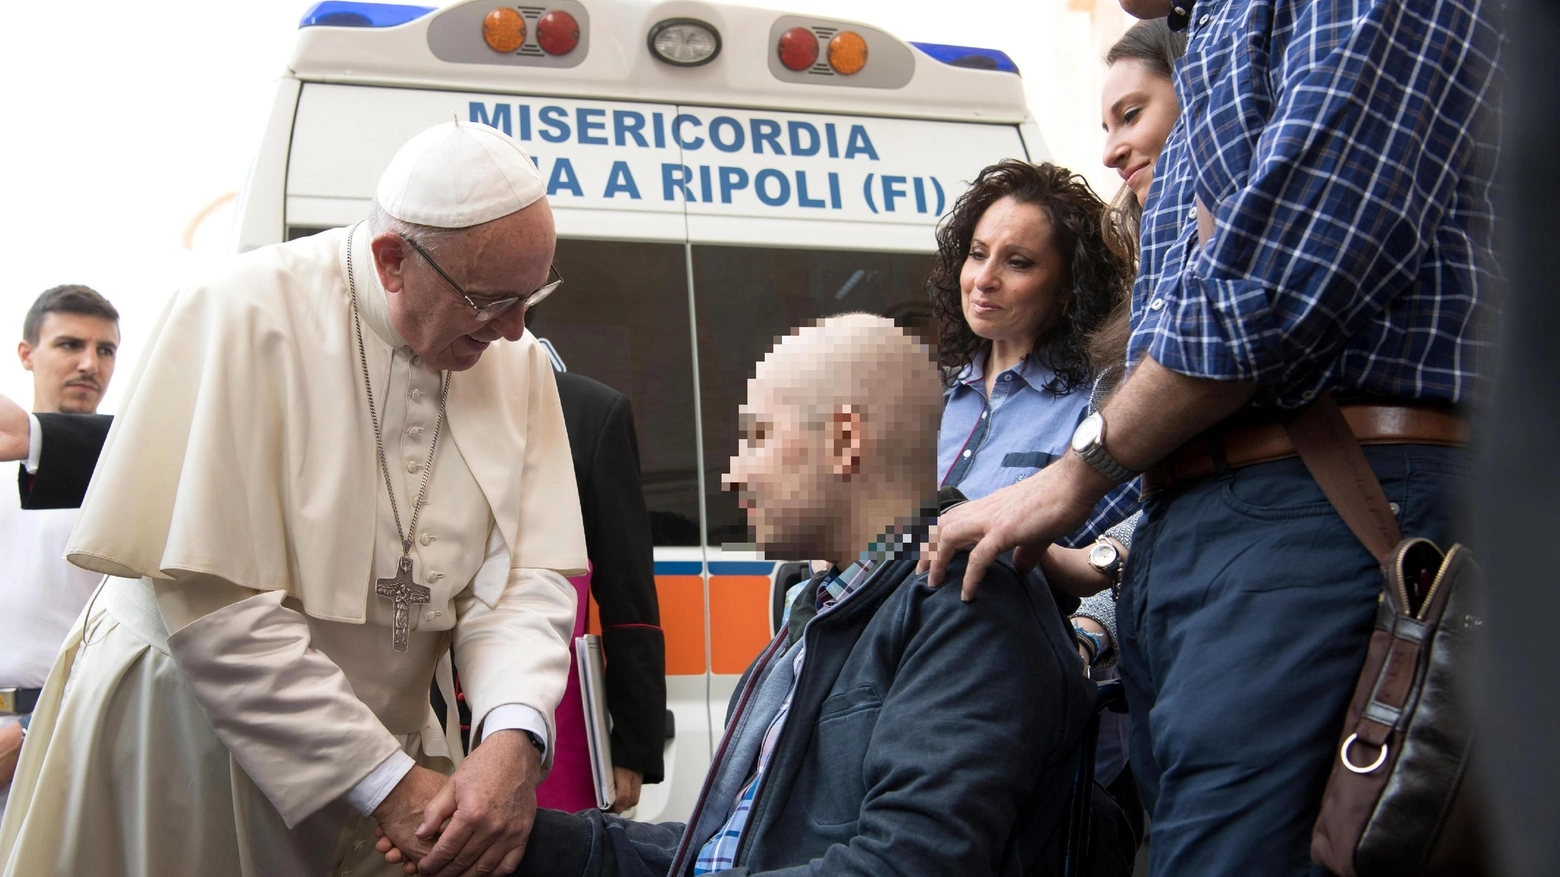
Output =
[{"x1": 0, "y1": 222, "x2": 588, "y2": 876}]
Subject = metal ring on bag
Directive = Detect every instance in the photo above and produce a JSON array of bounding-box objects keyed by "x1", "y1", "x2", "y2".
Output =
[{"x1": 1340, "y1": 733, "x2": 1388, "y2": 774}]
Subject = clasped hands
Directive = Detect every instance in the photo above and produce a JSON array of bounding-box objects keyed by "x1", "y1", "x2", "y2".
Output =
[{"x1": 371, "y1": 729, "x2": 541, "y2": 877}]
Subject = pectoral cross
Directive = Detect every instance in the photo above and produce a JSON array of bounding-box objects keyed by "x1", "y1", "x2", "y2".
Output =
[{"x1": 376, "y1": 555, "x2": 431, "y2": 652}]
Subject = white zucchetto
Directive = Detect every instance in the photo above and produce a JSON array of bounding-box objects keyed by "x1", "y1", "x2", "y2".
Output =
[{"x1": 376, "y1": 121, "x2": 546, "y2": 229}]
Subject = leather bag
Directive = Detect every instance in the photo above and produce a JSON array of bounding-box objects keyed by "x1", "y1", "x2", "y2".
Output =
[{"x1": 1285, "y1": 394, "x2": 1489, "y2": 877}]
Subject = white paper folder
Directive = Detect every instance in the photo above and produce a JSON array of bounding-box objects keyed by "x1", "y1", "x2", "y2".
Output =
[{"x1": 575, "y1": 634, "x2": 617, "y2": 810}]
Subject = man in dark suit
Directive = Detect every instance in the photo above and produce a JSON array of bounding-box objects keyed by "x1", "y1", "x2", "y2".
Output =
[{"x1": 548, "y1": 368, "x2": 667, "y2": 809}]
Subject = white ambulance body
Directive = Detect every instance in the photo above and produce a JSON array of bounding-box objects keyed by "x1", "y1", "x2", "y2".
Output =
[{"x1": 239, "y1": 0, "x2": 1044, "y2": 822}]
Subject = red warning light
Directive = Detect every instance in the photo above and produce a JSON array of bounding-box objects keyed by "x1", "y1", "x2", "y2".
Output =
[
  {"x1": 537, "y1": 10, "x2": 580, "y2": 55},
  {"x1": 778, "y1": 26, "x2": 819, "y2": 72}
]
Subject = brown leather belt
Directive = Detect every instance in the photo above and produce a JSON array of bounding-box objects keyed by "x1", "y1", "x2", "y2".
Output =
[{"x1": 1141, "y1": 404, "x2": 1469, "y2": 496}]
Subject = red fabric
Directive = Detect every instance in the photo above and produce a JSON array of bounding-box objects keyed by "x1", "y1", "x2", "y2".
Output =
[{"x1": 535, "y1": 567, "x2": 598, "y2": 812}]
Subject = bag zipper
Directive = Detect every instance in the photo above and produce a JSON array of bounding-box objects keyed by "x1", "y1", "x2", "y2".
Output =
[{"x1": 1414, "y1": 543, "x2": 1460, "y2": 622}]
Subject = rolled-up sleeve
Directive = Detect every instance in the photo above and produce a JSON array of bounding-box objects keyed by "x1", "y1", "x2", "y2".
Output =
[{"x1": 1149, "y1": 0, "x2": 1499, "y2": 402}]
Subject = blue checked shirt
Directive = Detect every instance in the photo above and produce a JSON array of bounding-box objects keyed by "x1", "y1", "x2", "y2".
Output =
[
  {"x1": 938, "y1": 351, "x2": 1137, "y2": 545},
  {"x1": 1131, "y1": 0, "x2": 1503, "y2": 408},
  {"x1": 693, "y1": 551, "x2": 887, "y2": 875}
]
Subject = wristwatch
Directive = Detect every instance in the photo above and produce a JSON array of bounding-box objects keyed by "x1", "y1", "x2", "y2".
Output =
[
  {"x1": 1071, "y1": 412, "x2": 1138, "y2": 486},
  {"x1": 1088, "y1": 536, "x2": 1126, "y2": 601}
]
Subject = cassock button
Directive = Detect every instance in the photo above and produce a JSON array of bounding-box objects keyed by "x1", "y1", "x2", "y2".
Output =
[
  {"x1": 428, "y1": 571, "x2": 445, "y2": 582},
  {"x1": 407, "y1": 426, "x2": 423, "y2": 437},
  {"x1": 406, "y1": 460, "x2": 421, "y2": 473},
  {"x1": 420, "y1": 532, "x2": 437, "y2": 546},
  {"x1": 411, "y1": 388, "x2": 424, "y2": 401},
  {"x1": 410, "y1": 355, "x2": 421, "y2": 366}
]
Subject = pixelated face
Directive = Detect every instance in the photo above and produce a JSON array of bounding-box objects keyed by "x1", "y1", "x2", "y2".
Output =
[
  {"x1": 19, "y1": 312, "x2": 119, "y2": 414},
  {"x1": 959, "y1": 196, "x2": 1071, "y2": 350},
  {"x1": 723, "y1": 379, "x2": 836, "y2": 558}
]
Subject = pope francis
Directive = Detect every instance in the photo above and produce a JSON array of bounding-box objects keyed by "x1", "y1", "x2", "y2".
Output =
[{"x1": 0, "y1": 122, "x2": 589, "y2": 877}]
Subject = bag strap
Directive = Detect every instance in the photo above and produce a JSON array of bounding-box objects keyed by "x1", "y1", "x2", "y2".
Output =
[{"x1": 1282, "y1": 393, "x2": 1403, "y2": 566}]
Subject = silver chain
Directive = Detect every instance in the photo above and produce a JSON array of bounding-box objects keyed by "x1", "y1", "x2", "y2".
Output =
[{"x1": 347, "y1": 222, "x2": 452, "y2": 556}]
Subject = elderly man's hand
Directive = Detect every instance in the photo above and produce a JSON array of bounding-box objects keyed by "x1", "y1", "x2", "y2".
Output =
[
  {"x1": 414, "y1": 728, "x2": 542, "y2": 877},
  {"x1": 921, "y1": 454, "x2": 1110, "y2": 600}
]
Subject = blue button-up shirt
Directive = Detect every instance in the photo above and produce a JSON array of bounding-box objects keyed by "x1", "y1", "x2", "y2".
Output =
[
  {"x1": 1131, "y1": 0, "x2": 1503, "y2": 409},
  {"x1": 938, "y1": 351, "x2": 1135, "y2": 546}
]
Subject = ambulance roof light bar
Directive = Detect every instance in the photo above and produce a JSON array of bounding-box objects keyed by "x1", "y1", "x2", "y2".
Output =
[
  {"x1": 910, "y1": 42, "x2": 1019, "y2": 73},
  {"x1": 299, "y1": 1, "x2": 436, "y2": 28}
]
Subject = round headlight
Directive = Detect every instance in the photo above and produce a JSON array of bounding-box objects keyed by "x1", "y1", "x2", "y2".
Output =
[
  {"x1": 649, "y1": 18, "x2": 721, "y2": 67},
  {"x1": 481, "y1": 7, "x2": 526, "y2": 54},
  {"x1": 536, "y1": 10, "x2": 580, "y2": 55},
  {"x1": 777, "y1": 26, "x2": 819, "y2": 72},
  {"x1": 828, "y1": 31, "x2": 868, "y2": 75}
]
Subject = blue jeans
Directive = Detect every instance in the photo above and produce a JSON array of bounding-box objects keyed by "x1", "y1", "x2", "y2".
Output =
[{"x1": 1117, "y1": 444, "x2": 1470, "y2": 877}]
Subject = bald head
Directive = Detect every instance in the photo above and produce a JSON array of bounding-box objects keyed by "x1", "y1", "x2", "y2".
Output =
[
  {"x1": 758, "y1": 313, "x2": 942, "y2": 481},
  {"x1": 725, "y1": 314, "x2": 941, "y2": 559}
]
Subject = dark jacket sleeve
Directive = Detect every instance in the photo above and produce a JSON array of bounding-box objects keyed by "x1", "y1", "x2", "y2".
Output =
[
  {"x1": 733, "y1": 558, "x2": 1092, "y2": 877},
  {"x1": 18, "y1": 413, "x2": 113, "y2": 509},
  {"x1": 583, "y1": 393, "x2": 667, "y2": 783}
]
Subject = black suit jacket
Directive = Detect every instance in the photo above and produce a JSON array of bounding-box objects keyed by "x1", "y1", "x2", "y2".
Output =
[
  {"x1": 553, "y1": 371, "x2": 667, "y2": 782},
  {"x1": 16, "y1": 412, "x2": 112, "y2": 509}
]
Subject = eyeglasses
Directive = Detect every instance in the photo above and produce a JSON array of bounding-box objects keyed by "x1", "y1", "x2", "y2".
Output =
[{"x1": 401, "y1": 235, "x2": 563, "y2": 323}]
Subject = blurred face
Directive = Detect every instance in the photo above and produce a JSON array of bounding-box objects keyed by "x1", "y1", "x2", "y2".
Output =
[
  {"x1": 960, "y1": 197, "x2": 1070, "y2": 348},
  {"x1": 374, "y1": 200, "x2": 557, "y2": 372},
  {"x1": 1102, "y1": 58, "x2": 1180, "y2": 206},
  {"x1": 723, "y1": 380, "x2": 838, "y2": 559},
  {"x1": 19, "y1": 312, "x2": 119, "y2": 413}
]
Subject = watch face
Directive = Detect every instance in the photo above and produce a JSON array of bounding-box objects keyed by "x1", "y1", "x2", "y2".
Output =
[
  {"x1": 1089, "y1": 541, "x2": 1118, "y2": 569},
  {"x1": 1072, "y1": 412, "x2": 1103, "y2": 453}
]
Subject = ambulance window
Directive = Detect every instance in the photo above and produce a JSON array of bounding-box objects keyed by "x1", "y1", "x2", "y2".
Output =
[
  {"x1": 529, "y1": 239, "x2": 703, "y2": 546},
  {"x1": 690, "y1": 244, "x2": 938, "y2": 548}
]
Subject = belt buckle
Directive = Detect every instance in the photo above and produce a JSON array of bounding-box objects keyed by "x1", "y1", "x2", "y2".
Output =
[{"x1": 0, "y1": 688, "x2": 15, "y2": 715}]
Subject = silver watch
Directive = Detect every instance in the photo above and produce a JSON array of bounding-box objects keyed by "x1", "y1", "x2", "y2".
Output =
[{"x1": 1071, "y1": 412, "x2": 1138, "y2": 485}]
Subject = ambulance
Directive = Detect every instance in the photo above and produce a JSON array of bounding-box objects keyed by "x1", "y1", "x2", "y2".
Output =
[{"x1": 237, "y1": 0, "x2": 1046, "y2": 821}]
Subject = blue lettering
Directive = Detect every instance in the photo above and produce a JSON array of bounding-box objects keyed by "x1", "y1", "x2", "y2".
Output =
[
  {"x1": 844, "y1": 125, "x2": 879, "y2": 160},
  {"x1": 825, "y1": 123, "x2": 839, "y2": 158},
  {"x1": 469, "y1": 102, "x2": 511, "y2": 136},
  {"x1": 539, "y1": 106, "x2": 571, "y2": 143},
  {"x1": 613, "y1": 111, "x2": 648, "y2": 147},
  {"x1": 518, "y1": 104, "x2": 532, "y2": 140},
  {"x1": 547, "y1": 158, "x2": 583, "y2": 196},
  {"x1": 672, "y1": 114, "x2": 704, "y2": 150},
  {"x1": 787, "y1": 121, "x2": 820, "y2": 157},
  {"x1": 709, "y1": 116, "x2": 745, "y2": 153},
  {"x1": 828, "y1": 172, "x2": 842, "y2": 209},
  {"x1": 603, "y1": 161, "x2": 641, "y2": 199},
  {"x1": 914, "y1": 177, "x2": 927, "y2": 213},
  {"x1": 699, "y1": 165, "x2": 713, "y2": 203},
  {"x1": 718, "y1": 167, "x2": 749, "y2": 203},
  {"x1": 795, "y1": 171, "x2": 825, "y2": 208},
  {"x1": 750, "y1": 119, "x2": 784, "y2": 155},
  {"x1": 881, "y1": 175, "x2": 907, "y2": 212},
  {"x1": 662, "y1": 164, "x2": 696, "y2": 201},
  {"x1": 755, "y1": 169, "x2": 790, "y2": 207},
  {"x1": 577, "y1": 108, "x2": 608, "y2": 145},
  {"x1": 653, "y1": 112, "x2": 666, "y2": 149}
]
